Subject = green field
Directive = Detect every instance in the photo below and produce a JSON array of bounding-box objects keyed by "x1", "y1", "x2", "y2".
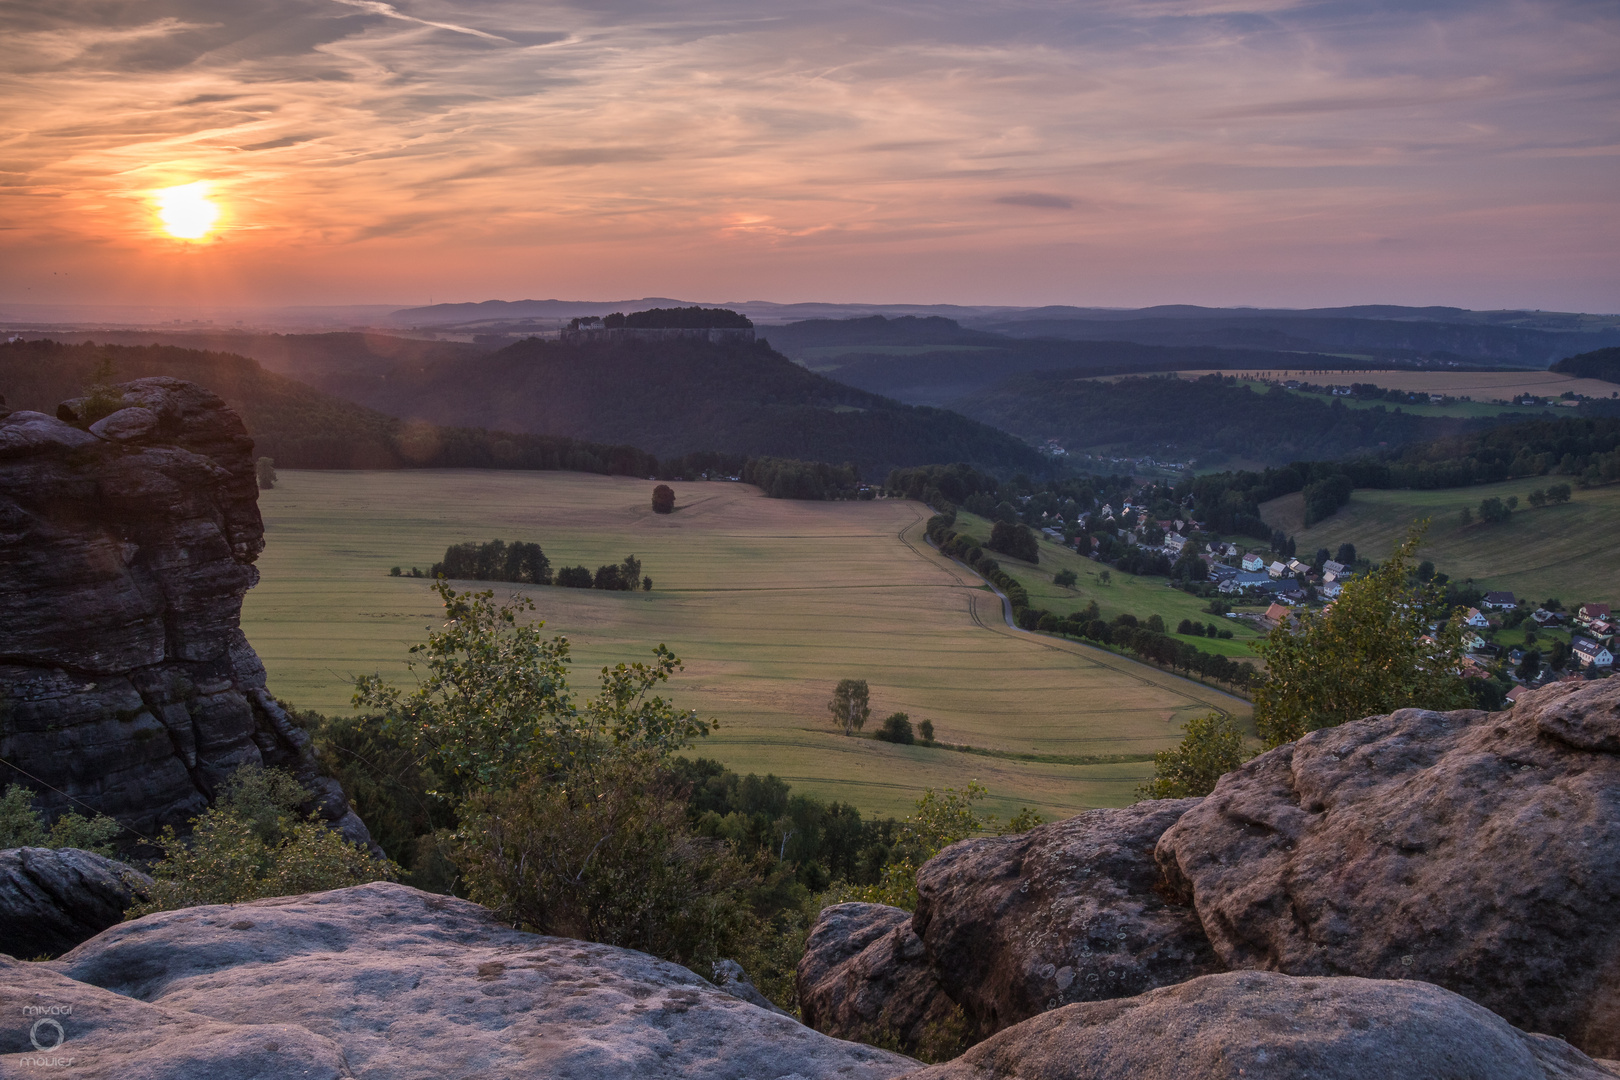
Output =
[
  {"x1": 243, "y1": 471, "x2": 1249, "y2": 820},
  {"x1": 1261, "y1": 480, "x2": 1619, "y2": 607}
]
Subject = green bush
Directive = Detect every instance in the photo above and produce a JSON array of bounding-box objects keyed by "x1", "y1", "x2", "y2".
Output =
[
  {"x1": 1137, "y1": 713, "x2": 1246, "y2": 800},
  {"x1": 456, "y1": 749, "x2": 756, "y2": 968},
  {"x1": 875, "y1": 712, "x2": 915, "y2": 744},
  {"x1": 0, "y1": 785, "x2": 122, "y2": 855},
  {"x1": 128, "y1": 767, "x2": 395, "y2": 917}
]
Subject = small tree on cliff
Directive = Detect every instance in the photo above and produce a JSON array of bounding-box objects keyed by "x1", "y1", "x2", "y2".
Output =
[
  {"x1": 256, "y1": 457, "x2": 277, "y2": 490},
  {"x1": 827, "y1": 679, "x2": 871, "y2": 735},
  {"x1": 652, "y1": 485, "x2": 675, "y2": 514}
]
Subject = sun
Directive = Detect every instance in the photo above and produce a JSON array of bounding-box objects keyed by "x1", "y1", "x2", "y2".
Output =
[{"x1": 154, "y1": 182, "x2": 221, "y2": 239}]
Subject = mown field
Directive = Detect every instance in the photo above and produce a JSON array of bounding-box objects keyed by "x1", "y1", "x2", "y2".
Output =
[
  {"x1": 242, "y1": 470, "x2": 1249, "y2": 820},
  {"x1": 1261, "y1": 479, "x2": 1620, "y2": 607}
]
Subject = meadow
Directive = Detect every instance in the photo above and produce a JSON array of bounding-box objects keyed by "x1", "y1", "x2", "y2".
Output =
[
  {"x1": 242, "y1": 470, "x2": 1249, "y2": 820},
  {"x1": 1170, "y1": 368, "x2": 1617, "y2": 418},
  {"x1": 1261, "y1": 479, "x2": 1620, "y2": 607}
]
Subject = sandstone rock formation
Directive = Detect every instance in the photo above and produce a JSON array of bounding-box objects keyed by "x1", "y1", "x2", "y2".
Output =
[
  {"x1": 912, "y1": 799, "x2": 1219, "y2": 1035},
  {"x1": 896, "y1": 971, "x2": 1618, "y2": 1080},
  {"x1": 1156, "y1": 679, "x2": 1620, "y2": 1058},
  {"x1": 0, "y1": 847, "x2": 152, "y2": 960},
  {"x1": 11, "y1": 881, "x2": 918, "y2": 1080},
  {"x1": 0, "y1": 379, "x2": 371, "y2": 849},
  {"x1": 798, "y1": 902, "x2": 961, "y2": 1053}
]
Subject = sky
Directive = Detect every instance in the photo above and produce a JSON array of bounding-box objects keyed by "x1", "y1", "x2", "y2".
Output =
[{"x1": 2, "y1": 0, "x2": 1618, "y2": 312}]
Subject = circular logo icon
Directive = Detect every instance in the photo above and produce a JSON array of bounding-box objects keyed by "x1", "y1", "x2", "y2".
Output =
[{"x1": 30, "y1": 1017, "x2": 66, "y2": 1052}]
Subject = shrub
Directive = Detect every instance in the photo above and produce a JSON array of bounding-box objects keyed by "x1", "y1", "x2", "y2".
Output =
[
  {"x1": 876, "y1": 713, "x2": 915, "y2": 744},
  {"x1": 0, "y1": 785, "x2": 122, "y2": 855},
  {"x1": 987, "y1": 521, "x2": 1039, "y2": 563},
  {"x1": 652, "y1": 484, "x2": 676, "y2": 513},
  {"x1": 1137, "y1": 713, "x2": 1246, "y2": 800},
  {"x1": 456, "y1": 750, "x2": 756, "y2": 968},
  {"x1": 594, "y1": 564, "x2": 624, "y2": 590},
  {"x1": 556, "y1": 565, "x2": 593, "y2": 588},
  {"x1": 917, "y1": 719, "x2": 935, "y2": 744},
  {"x1": 129, "y1": 766, "x2": 394, "y2": 917},
  {"x1": 1053, "y1": 569, "x2": 1077, "y2": 588}
]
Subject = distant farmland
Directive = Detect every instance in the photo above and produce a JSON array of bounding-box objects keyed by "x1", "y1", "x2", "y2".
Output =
[
  {"x1": 1262, "y1": 479, "x2": 1619, "y2": 606},
  {"x1": 243, "y1": 470, "x2": 1247, "y2": 820},
  {"x1": 1170, "y1": 368, "x2": 1618, "y2": 402}
]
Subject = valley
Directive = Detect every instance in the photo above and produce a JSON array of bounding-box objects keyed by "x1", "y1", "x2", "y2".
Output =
[{"x1": 242, "y1": 469, "x2": 1248, "y2": 819}]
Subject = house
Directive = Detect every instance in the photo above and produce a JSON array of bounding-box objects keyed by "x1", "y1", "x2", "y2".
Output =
[
  {"x1": 1482, "y1": 590, "x2": 1517, "y2": 609},
  {"x1": 1163, "y1": 534, "x2": 1187, "y2": 555},
  {"x1": 1264, "y1": 602, "x2": 1293, "y2": 626},
  {"x1": 1268, "y1": 560, "x2": 1288, "y2": 579},
  {"x1": 1505, "y1": 685, "x2": 1528, "y2": 704},
  {"x1": 1209, "y1": 564, "x2": 1238, "y2": 582},
  {"x1": 1242, "y1": 553, "x2": 1266, "y2": 572},
  {"x1": 1463, "y1": 608, "x2": 1490, "y2": 629},
  {"x1": 1320, "y1": 581, "x2": 1343, "y2": 599},
  {"x1": 1287, "y1": 558, "x2": 1309, "y2": 576},
  {"x1": 1577, "y1": 603, "x2": 1612, "y2": 628},
  {"x1": 1042, "y1": 527, "x2": 1064, "y2": 541},
  {"x1": 1572, "y1": 636, "x2": 1615, "y2": 669},
  {"x1": 1533, "y1": 608, "x2": 1560, "y2": 625},
  {"x1": 1464, "y1": 631, "x2": 1489, "y2": 652},
  {"x1": 1508, "y1": 647, "x2": 1526, "y2": 665},
  {"x1": 1322, "y1": 559, "x2": 1348, "y2": 576}
]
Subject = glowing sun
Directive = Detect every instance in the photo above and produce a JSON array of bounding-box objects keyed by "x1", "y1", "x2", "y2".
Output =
[{"x1": 154, "y1": 182, "x2": 221, "y2": 239}]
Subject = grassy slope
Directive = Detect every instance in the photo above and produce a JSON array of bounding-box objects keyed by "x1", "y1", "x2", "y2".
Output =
[
  {"x1": 948, "y1": 512, "x2": 1270, "y2": 662},
  {"x1": 1262, "y1": 480, "x2": 1620, "y2": 606},
  {"x1": 243, "y1": 470, "x2": 1248, "y2": 820}
]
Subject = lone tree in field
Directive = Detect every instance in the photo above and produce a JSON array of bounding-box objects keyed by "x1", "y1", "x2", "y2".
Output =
[
  {"x1": 828, "y1": 679, "x2": 871, "y2": 735},
  {"x1": 652, "y1": 485, "x2": 675, "y2": 514}
]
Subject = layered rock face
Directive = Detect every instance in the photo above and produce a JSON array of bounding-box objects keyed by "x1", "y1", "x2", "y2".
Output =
[
  {"x1": 1157, "y1": 680, "x2": 1620, "y2": 1057},
  {"x1": 0, "y1": 379, "x2": 369, "y2": 846},
  {"x1": 912, "y1": 798, "x2": 1219, "y2": 1035},
  {"x1": 2, "y1": 881, "x2": 918, "y2": 1080},
  {"x1": 0, "y1": 847, "x2": 151, "y2": 959},
  {"x1": 798, "y1": 902, "x2": 960, "y2": 1053}
]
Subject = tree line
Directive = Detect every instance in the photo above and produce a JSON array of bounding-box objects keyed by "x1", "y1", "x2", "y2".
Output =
[{"x1": 401, "y1": 540, "x2": 650, "y2": 592}]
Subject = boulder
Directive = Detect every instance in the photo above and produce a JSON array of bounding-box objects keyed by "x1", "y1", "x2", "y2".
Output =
[
  {"x1": 913, "y1": 800, "x2": 1220, "y2": 1034},
  {"x1": 0, "y1": 379, "x2": 375, "y2": 850},
  {"x1": 1155, "y1": 680, "x2": 1620, "y2": 1057},
  {"x1": 895, "y1": 970, "x2": 1619, "y2": 1080},
  {"x1": 798, "y1": 902, "x2": 962, "y2": 1055},
  {"x1": 1, "y1": 954, "x2": 352, "y2": 1080},
  {"x1": 38, "y1": 881, "x2": 916, "y2": 1080},
  {"x1": 0, "y1": 847, "x2": 152, "y2": 959}
]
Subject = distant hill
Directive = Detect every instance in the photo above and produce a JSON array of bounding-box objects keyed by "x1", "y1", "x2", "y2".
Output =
[
  {"x1": 970, "y1": 312, "x2": 1620, "y2": 368},
  {"x1": 0, "y1": 340, "x2": 664, "y2": 476},
  {"x1": 948, "y1": 371, "x2": 1486, "y2": 468},
  {"x1": 329, "y1": 334, "x2": 1048, "y2": 478},
  {"x1": 1550, "y1": 347, "x2": 1620, "y2": 384}
]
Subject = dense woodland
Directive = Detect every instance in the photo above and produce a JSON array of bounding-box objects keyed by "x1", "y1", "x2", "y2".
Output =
[
  {"x1": 1550, "y1": 346, "x2": 1620, "y2": 384},
  {"x1": 952, "y1": 372, "x2": 1482, "y2": 467}
]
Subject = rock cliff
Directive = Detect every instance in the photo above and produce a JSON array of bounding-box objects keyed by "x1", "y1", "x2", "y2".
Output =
[
  {"x1": 800, "y1": 680, "x2": 1620, "y2": 1064},
  {"x1": 0, "y1": 379, "x2": 371, "y2": 848}
]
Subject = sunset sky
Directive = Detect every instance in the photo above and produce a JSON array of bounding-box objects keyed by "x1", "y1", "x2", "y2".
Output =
[{"x1": 3, "y1": 0, "x2": 1617, "y2": 311}]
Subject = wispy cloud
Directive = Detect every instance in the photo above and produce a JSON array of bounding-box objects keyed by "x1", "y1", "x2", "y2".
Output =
[{"x1": 0, "y1": 0, "x2": 1615, "y2": 308}]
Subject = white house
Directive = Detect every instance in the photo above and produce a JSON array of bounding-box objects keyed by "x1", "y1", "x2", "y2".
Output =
[
  {"x1": 1322, "y1": 559, "x2": 1348, "y2": 576},
  {"x1": 1163, "y1": 534, "x2": 1187, "y2": 555},
  {"x1": 1463, "y1": 608, "x2": 1490, "y2": 629},
  {"x1": 1242, "y1": 553, "x2": 1266, "y2": 572},
  {"x1": 1268, "y1": 560, "x2": 1288, "y2": 579},
  {"x1": 1572, "y1": 636, "x2": 1614, "y2": 669},
  {"x1": 1482, "y1": 591, "x2": 1517, "y2": 610}
]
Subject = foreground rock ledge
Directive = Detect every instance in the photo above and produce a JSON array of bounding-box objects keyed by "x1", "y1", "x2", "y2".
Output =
[
  {"x1": 898, "y1": 970, "x2": 1619, "y2": 1080},
  {"x1": 2, "y1": 881, "x2": 915, "y2": 1080},
  {"x1": 1156, "y1": 679, "x2": 1620, "y2": 1057}
]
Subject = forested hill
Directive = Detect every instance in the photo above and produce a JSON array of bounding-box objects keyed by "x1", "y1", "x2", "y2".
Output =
[
  {"x1": 328, "y1": 334, "x2": 1048, "y2": 478},
  {"x1": 951, "y1": 372, "x2": 1483, "y2": 468},
  {"x1": 1550, "y1": 347, "x2": 1620, "y2": 384},
  {"x1": 0, "y1": 340, "x2": 665, "y2": 476}
]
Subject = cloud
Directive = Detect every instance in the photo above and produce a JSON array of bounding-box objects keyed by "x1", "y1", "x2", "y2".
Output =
[
  {"x1": 0, "y1": 0, "x2": 1614, "y2": 308},
  {"x1": 996, "y1": 192, "x2": 1075, "y2": 209}
]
